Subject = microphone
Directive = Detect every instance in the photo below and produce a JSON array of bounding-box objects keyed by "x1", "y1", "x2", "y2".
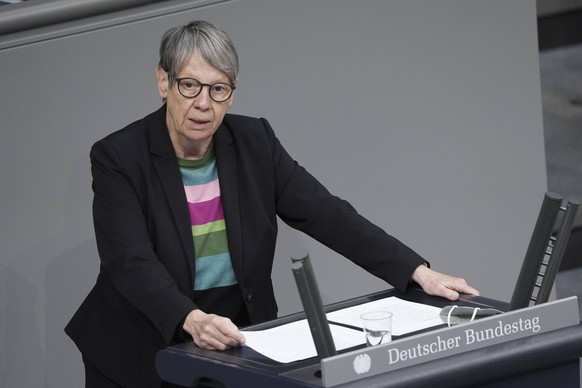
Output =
[{"x1": 440, "y1": 305, "x2": 503, "y2": 326}]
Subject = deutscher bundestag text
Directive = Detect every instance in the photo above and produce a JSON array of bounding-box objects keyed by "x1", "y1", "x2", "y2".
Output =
[{"x1": 388, "y1": 316, "x2": 540, "y2": 365}]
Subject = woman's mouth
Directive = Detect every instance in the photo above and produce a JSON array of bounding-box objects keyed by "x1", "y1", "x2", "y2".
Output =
[{"x1": 190, "y1": 118, "x2": 210, "y2": 126}]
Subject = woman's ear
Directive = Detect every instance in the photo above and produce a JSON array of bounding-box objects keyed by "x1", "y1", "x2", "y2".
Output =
[
  {"x1": 156, "y1": 67, "x2": 169, "y2": 99},
  {"x1": 227, "y1": 78, "x2": 238, "y2": 108}
]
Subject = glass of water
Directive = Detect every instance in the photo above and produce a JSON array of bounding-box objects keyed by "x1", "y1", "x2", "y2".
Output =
[{"x1": 361, "y1": 311, "x2": 393, "y2": 346}]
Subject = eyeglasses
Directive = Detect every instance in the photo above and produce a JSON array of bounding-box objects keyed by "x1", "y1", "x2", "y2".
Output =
[{"x1": 173, "y1": 77, "x2": 235, "y2": 102}]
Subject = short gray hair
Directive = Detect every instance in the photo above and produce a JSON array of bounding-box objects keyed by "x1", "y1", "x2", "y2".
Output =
[{"x1": 158, "y1": 20, "x2": 239, "y2": 84}]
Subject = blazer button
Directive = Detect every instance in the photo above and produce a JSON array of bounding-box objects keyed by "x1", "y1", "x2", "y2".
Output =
[{"x1": 246, "y1": 293, "x2": 253, "y2": 303}]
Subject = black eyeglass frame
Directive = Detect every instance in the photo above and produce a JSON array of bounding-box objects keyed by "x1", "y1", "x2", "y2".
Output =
[{"x1": 173, "y1": 77, "x2": 236, "y2": 102}]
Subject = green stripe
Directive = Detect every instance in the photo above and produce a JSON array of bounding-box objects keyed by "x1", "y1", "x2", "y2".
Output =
[
  {"x1": 178, "y1": 148, "x2": 215, "y2": 168},
  {"x1": 193, "y1": 230, "x2": 229, "y2": 258},
  {"x1": 192, "y1": 220, "x2": 226, "y2": 236}
]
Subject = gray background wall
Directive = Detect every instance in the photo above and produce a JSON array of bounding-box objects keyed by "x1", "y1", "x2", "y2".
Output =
[{"x1": 0, "y1": 0, "x2": 546, "y2": 386}]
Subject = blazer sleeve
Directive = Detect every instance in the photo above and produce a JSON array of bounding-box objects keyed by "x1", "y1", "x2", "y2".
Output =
[
  {"x1": 263, "y1": 118, "x2": 426, "y2": 291},
  {"x1": 90, "y1": 138, "x2": 195, "y2": 343}
]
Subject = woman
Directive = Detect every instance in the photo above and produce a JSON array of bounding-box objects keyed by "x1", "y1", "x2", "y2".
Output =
[{"x1": 66, "y1": 20, "x2": 478, "y2": 388}]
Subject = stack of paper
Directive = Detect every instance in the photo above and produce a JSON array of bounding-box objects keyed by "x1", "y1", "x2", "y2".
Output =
[{"x1": 241, "y1": 297, "x2": 442, "y2": 363}]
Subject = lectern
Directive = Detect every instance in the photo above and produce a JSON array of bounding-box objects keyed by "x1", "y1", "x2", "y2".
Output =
[{"x1": 155, "y1": 288, "x2": 582, "y2": 387}]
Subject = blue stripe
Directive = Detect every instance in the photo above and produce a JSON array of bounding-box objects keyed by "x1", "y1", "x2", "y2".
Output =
[
  {"x1": 194, "y1": 252, "x2": 238, "y2": 290},
  {"x1": 180, "y1": 160, "x2": 218, "y2": 186}
]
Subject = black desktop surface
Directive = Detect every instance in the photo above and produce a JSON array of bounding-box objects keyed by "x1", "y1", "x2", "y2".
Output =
[{"x1": 156, "y1": 287, "x2": 512, "y2": 387}]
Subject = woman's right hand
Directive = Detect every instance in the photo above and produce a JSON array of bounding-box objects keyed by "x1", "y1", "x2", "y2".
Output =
[{"x1": 182, "y1": 309, "x2": 246, "y2": 350}]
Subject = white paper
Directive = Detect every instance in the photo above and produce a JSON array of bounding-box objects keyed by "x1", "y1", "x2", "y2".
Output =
[
  {"x1": 241, "y1": 319, "x2": 365, "y2": 363},
  {"x1": 240, "y1": 297, "x2": 443, "y2": 363},
  {"x1": 326, "y1": 296, "x2": 442, "y2": 336}
]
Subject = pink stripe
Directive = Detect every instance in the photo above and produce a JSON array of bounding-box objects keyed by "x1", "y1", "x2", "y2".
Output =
[
  {"x1": 184, "y1": 180, "x2": 221, "y2": 203},
  {"x1": 188, "y1": 197, "x2": 224, "y2": 225}
]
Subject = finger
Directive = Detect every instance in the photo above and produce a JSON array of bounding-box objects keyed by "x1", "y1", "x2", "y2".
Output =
[
  {"x1": 440, "y1": 286, "x2": 460, "y2": 301},
  {"x1": 196, "y1": 329, "x2": 234, "y2": 351},
  {"x1": 460, "y1": 284, "x2": 480, "y2": 296},
  {"x1": 202, "y1": 335, "x2": 231, "y2": 351},
  {"x1": 211, "y1": 331, "x2": 239, "y2": 349},
  {"x1": 214, "y1": 317, "x2": 245, "y2": 340},
  {"x1": 216, "y1": 325, "x2": 245, "y2": 347},
  {"x1": 204, "y1": 318, "x2": 244, "y2": 348},
  {"x1": 449, "y1": 278, "x2": 480, "y2": 296}
]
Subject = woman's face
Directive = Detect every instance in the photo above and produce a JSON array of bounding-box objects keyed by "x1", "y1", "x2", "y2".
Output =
[{"x1": 156, "y1": 52, "x2": 234, "y2": 158}]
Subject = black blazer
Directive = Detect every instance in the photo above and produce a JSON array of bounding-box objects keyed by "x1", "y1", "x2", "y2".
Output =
[{"x1": 65, "y1": 105, "x2": 425, "y2": 387}]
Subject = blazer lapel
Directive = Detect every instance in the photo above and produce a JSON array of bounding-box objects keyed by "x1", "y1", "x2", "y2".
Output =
[
  {"x1": 149, "y1": 107, "x2": 196, "y2": 276},
  {"x1": 214, "y1": 122, "x2": 244, "y2": 283}
]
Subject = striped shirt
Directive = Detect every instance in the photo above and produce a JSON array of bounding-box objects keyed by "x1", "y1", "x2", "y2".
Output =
[{"x1": 178, "y1": 149, "x2": 238, "y2": 292}]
